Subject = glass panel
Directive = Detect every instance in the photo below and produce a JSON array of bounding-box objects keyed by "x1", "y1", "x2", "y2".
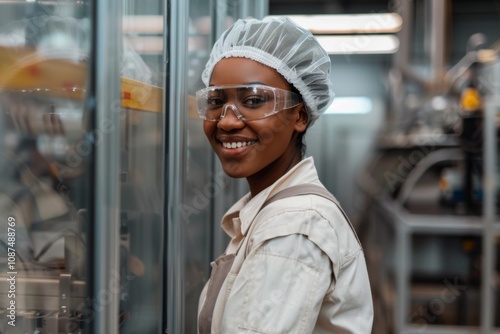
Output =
[
  {"x1": 182, "y1": 2, "x2": 268, "y2": 332},
  {"x1": 120, "y1": 1, "x2": 165, "y2": 333},
  {"x1": 184, "y1": 1, "x2": 213, "y2": 332},
  {"x1": 496, "y1": 247, "x2": 500, "y2": 328},
  {"x1": 0, "y1": 2, "x2": 91, "y2": 333}
]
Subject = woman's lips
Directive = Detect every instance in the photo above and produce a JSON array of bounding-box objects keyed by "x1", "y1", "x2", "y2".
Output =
[
  {"x1": 221, "y1": 140, "x2": 256, "y2": 149},
  {"x1": 219, "y1": 140, "x2": 257, "y2": 156}
]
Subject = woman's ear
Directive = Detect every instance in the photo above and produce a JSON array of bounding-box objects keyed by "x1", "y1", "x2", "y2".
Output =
[{"x1": 294, "y1": 105, "x2": 308, "y2": 133}]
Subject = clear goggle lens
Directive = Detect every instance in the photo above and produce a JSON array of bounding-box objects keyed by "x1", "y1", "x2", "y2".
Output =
[{"x1": 195, "y1": 84, "x2": 302, "y2": 121}]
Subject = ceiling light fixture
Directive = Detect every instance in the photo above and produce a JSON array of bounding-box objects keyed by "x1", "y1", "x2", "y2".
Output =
[
  {"x1": 268, "y1": 13, "x2": 403, "y2": 34},
  {"x1": 324, "y1": 97, "x2": 373, "y2": 114},
  {"x1": 316, "y1": 35, "x2": 399, "y2": 55}
]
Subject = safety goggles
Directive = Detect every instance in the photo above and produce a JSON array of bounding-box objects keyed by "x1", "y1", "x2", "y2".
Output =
[{"x1": 195, "y1": 84, "x2": 303, "y2": 122}]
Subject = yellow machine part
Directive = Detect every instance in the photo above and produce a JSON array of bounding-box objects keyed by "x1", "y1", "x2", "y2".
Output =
[{"x1": 0, "y1": 46, "x2": 163, "y2": 113}]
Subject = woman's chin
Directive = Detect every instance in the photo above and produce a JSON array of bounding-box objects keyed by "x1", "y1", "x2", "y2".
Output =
[
  {"x1": 220, "y1": 162, "x2": 249, "y2": 179},
  {"x1": 222, "y1": 168, "x2": 246, "y2": 179}
]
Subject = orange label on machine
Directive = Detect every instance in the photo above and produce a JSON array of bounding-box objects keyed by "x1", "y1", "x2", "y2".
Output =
[
  {"x1": 460, "y1": 87, "x2": 482, "y2": 112},
  {"x1": 121, "y1": 77, "x2": 163, "y2": 113},
  {"x1": 0, "y1": 46, "x2": 163, "y2": 113}
]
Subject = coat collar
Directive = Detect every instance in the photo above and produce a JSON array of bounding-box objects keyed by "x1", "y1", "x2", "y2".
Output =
[{"x1": 220, "y1": 156, "x2": 319, "y2": 239}]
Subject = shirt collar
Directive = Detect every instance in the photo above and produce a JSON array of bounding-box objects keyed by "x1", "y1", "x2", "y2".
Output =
[{"x1": 220, "y1": 156, "x2": 319, "y2": 238}]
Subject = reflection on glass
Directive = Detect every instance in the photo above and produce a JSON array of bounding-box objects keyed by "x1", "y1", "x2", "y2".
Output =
[
  {"x1": 181, "y1": 2, "x2": 267, "y2": 333},
  {"x1": 119, "y1": 1, "x2": 165, "y2": 333},
  {"x1": 0, "y1": 3, "x2": 91, "y2": 333},
  {"x1": 0, "y1": 1, "x2": 166, "y2": 333},
  {"x1": 183, "y1": 1, "x2": 213, "y2": 333}
]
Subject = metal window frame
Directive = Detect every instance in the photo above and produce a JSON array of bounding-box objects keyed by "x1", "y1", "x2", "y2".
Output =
[
  {"x1": 86, "y1": 0, "x2": 122, "y2": 333},
  {"x1": 165, "y1": 0, "x2": 189, "y2": 332}
]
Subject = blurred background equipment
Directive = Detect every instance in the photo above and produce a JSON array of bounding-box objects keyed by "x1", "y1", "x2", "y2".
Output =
[{"x1": 345, "y1": 1, "x2": 500, "y2": 333}]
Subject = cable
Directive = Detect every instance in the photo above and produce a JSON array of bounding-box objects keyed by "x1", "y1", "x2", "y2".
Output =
[{"x1": 33, "y1": 230, "x2": 86, "y2": 262}]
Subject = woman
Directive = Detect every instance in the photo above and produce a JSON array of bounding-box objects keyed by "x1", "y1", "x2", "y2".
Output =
[{"x1": 197, "y1": 16, "x2": 373, "y2": 333}]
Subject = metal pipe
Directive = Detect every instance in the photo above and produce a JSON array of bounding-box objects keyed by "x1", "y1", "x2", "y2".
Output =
[
  {"x1": 395, "y1": 221, "x2": 410, "y2": 332},
  {"x1": 395, "y1": 0, "x2": 412, "y2": 70},
  {"x1": 395, "y1": 0, "x2": 432, "y2": 90},
  {"x1": 166, "y1": 0, "x2": 189, "y2": 332},
  {"x1": 391, "y1": 0, "x2": 429, "y2": 130},
  {"x1": 395, "y1": 0, "x2": 450, "y2": 91},
  {"x1": 480, "y1": 60, "x2": 500, "y2": 334},
  {"x1": 87, "y1": 0, "x2": 122, "y2": 332},
  {"x1": 430, "y1": 0, "x2": 448, "y2": 93}
]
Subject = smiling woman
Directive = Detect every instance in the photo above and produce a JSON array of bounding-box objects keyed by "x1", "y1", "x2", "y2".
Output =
[
  {"x1": 196, "y1": 16, "x2": 374, "y2": 334},
  {"x1": 202, "y1": 57, "x2": 307, "y2": 193}
]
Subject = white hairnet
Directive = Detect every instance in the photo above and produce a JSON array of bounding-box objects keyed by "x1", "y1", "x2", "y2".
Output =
[{"x1": 201, "y1": 16, "x2": 335, "y2": 125}]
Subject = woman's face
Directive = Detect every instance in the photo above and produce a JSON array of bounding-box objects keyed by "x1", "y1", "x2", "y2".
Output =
[{"x1": 203, "y1": 57, "x2": 307, "y2": 195}]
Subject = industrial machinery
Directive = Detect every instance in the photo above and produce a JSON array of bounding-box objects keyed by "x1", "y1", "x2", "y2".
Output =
[
  {"x1": 0, "y1": 4, "x2": 165, "y2": 333},
  {"x1": 358, "y1": 1, "x2": 500, "y2": 333}
]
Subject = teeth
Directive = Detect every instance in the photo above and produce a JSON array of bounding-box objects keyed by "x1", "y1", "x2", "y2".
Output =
[{"x1": 222, "y1": 141, "x2": 255, "y2": 149}]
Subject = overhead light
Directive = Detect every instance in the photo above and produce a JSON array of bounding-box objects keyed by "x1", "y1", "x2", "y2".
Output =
[
  {"x1": 316, "y1": 35, "x2": 399, "y2": 55},
  {"x1": 267, "y1": 13, "x2": 403, "y2": 34},
  {"x1": 324, "y1": 97, "x2": 373, "y2": 114}
]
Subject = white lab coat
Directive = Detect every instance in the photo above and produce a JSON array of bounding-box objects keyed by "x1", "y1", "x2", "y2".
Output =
[{"x1": 198, "y1": 157, "x2": 373, "y2": 333}]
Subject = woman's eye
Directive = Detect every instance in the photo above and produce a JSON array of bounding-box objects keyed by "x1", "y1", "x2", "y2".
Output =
[
  {"x1": 242, "y1": 96, "x2": 267, "y2": 107},
  {"x1": 206, "y1": 97, "x2": 224, "y2": 108}
]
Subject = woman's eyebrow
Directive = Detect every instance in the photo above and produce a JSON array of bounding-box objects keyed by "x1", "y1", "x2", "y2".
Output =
[
  {"x1": 208, "y1": 81, "x2": 267, "y2": 87},
  {"x1": 245, "y1": 81, "x2": 266, "y2": 85}
]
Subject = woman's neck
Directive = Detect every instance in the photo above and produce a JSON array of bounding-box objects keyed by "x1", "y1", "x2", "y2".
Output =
[{"x1": 246, "y1": 150, "x2": 302, "y2": 197}]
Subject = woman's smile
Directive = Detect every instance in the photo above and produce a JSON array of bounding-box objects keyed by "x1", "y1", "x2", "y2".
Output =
[
  {"x1": 218, "y1": 138, "x2": 257, "y2": 156},
  {"x1": 221, "y1": 140, "x2": 256, "y2": 149}
]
